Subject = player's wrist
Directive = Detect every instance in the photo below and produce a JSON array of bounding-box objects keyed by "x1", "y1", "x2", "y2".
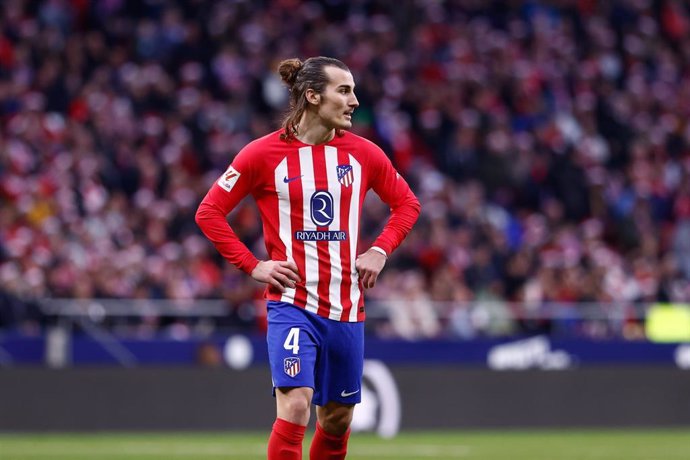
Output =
[{"x1": 369, "y1": 246, "x2": 388, "y2": 259}]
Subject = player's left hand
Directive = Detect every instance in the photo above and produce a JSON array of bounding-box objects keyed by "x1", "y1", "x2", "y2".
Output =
[{"x1": 355, "y1": 248, "x2": 387, "y2": 289}]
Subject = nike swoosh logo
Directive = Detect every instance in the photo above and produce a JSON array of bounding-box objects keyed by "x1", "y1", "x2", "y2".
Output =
[
  {"x1": 283, "y1": 175, "x2": 303, "y2": 183},
  {"x1": 340, "y1": 389, "x2": 360, "y2": 397}
]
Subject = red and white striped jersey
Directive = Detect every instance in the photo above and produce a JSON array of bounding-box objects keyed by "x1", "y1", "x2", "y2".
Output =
[{"x1": 196, "y1": 129, "x2": 420, "y2": 322}]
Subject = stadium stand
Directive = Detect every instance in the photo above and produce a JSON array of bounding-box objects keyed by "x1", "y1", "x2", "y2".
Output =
[{"x1": 2, "y1": 0, "x2": 690, "y2": 340}]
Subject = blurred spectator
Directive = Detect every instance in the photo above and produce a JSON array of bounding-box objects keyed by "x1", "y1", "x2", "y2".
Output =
[{"x1": 2, "y1": 0, "x2": 690, "y2": 339}]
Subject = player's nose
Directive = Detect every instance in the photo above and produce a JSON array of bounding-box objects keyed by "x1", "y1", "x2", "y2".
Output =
[{"x1": 349, "y1": 93, "x2": 359, "y2": 108}]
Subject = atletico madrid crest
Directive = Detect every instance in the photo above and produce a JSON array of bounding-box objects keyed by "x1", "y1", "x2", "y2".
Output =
[
  {"x1": 284, "y1": 357, "x2": 301, "y2": 377},
  {"x1": 337, "y1": 164, "x2": 354, "y2": 187}
]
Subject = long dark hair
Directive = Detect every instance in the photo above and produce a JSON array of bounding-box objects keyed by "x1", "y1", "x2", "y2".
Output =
[{"x1": 278, "y1": 56, "x2": 350, "y2": 141}]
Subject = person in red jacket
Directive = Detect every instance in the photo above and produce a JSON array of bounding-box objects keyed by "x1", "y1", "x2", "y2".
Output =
[{"x1": 196, "y1": 56, "x2": 420, "y2": 459}]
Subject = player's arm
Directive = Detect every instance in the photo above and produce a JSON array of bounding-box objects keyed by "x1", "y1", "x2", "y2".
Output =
[
  {"x1": 195, "y1": 149, "x2": 300, "y2": 292},
  {"x1": 356, "y1": 147, "x2": 421, "y2": 289}
]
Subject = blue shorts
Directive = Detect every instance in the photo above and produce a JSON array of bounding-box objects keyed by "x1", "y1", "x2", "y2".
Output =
[{"x1": 266, "y1": 301, "x2": 364, "y2": 406}]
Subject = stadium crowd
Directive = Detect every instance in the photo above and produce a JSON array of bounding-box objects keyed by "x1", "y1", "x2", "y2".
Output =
[{"x1": 2, "y1": 0, "x2": 690, "y2": 340}]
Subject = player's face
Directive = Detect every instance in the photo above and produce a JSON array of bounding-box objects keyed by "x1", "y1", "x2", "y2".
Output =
[{"x1": 316, "y1": 66, "x2": 359, "y2": 130}]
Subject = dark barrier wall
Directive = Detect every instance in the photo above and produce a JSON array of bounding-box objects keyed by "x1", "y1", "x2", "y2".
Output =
[
  {"x1": 394, "y1": 367, "x2": 690, "y2": 428},
  {"x1": 0, "y1": 368, "x2": 276, "y2": 431},
  {"x1": 1, "y1": 367, "x2": 690, "y2": 431}
]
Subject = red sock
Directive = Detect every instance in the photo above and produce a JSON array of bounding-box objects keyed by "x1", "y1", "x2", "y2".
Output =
[
  {"x1": 267, "y1": 418, "x2": 306, "y2": 460},
  {"x1": 309, "y1": 422, "x2": 350, "y2": 460}
]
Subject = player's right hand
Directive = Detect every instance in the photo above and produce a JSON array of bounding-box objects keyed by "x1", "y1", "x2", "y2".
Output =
[{"x1": 250, "y1": 260, "x2": 301, "y2": 292}]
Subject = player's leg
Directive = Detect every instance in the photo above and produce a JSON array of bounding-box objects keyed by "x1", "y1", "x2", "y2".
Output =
[
  {"x1": 266, "y1": 301, "x2": 319, "y2": 460},
  {"x1": 268, "y1": 387, "x2": 313, "y2": 460},
  {"x1": 315, "y1": 401, "x2": 354, "y2": 434},
  {"x1": 310, "y1": 402, "x2": 354, "y2": 460},
  {"x1": 276, "y1": 386, "x2": 313, "y2": 425},
  {"x1": 309, "y1": 318, "x2": 364, "y2": 460}
]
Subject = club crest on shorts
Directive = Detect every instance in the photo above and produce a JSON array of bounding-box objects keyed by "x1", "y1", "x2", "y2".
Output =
[
  {"x1": 284, "y1": 357, "x2": 301, "y2": 377},
  {"x1": 337, "y1": 164, "x2": 354, "y2": 187}
]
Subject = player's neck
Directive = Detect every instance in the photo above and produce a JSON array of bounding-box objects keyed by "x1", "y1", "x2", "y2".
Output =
[{"x1": 296, "y1": 116, "x2": 335, "y2": 145}]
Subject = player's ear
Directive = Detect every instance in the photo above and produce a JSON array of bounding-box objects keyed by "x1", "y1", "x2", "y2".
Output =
[{"x1": 305, "y1": 88, "x2": 320, "y2": 106}]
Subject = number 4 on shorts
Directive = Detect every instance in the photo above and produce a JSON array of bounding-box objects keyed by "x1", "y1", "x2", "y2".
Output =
[{"x1": 283, "y1": 327, "x2": 300, "y2": 354}]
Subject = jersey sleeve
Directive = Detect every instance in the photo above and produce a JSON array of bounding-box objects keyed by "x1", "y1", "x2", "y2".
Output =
[
  {"x1": 366, "y1": 145, "x2": 421, "y2": 256},
  {"x1": 195, "y1": 144, "x2": 261, "y2": 274}
]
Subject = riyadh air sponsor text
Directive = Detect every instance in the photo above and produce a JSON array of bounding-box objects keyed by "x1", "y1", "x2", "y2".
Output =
[{"x1": 295, "y1": 230, "x2": 348, "y2": 241}]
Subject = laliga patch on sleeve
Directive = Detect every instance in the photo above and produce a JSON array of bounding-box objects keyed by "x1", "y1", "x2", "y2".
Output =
[{"x1": 217, "y1": 165, "x2": 241, "y2": 192}]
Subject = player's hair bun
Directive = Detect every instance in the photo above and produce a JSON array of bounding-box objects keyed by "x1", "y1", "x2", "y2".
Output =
[{"x1": 278, "y1": 58, "x2": 303, "y2": 87}]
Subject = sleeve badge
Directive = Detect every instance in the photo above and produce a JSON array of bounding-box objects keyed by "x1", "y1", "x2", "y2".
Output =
[{"x1": 217, "y1": 165, "x2": 241, "y2": 192}]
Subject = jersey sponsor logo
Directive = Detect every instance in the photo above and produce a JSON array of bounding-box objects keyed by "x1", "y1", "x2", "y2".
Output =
[
  {"x1": 337, "y1": 164, "x2": 354, "y2": 187},
  {"x1": 310, "y1": 190, "x2": 334, "y2": 226},
  {"x1": 295, "y1": 230, "x2": 348, "y2": 241},
  {"x1": 217, "y1": 165, "x2": 241, "y2": 192},
  {"x1": 283, "y1": 174, "x2": 303, "y2": 183},
  {"x1": 284, "y1": 357, "x2": 301, "y2": 377}
]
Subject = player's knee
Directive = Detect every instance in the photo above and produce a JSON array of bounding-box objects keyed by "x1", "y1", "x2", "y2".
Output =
[
  {"x1": 276, "y1": 387, "x2": 314, "y2": 425},
  {"x1": 319, "y1": 407, "x2": 353, "y2": 435},
  {"x1": 282, "y1": 395, "x2": 311, "y2": 421}
]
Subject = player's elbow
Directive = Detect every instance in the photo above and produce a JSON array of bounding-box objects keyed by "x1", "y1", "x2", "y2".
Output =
[
  {"x1": 409, "y1": 195, "x2": 422, "y2": 221},
  {"x1": 195, "y1": 200, "x2": 213, "y2": 230},
  {"x1": 390, "y1": 194, "x2": 421, "y2": 225},
  {"x1": 194, "y1": 202, "x2": 204, "y2": 227}
]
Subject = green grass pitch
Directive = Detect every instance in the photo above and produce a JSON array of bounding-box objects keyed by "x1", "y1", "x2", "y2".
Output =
[{"x1": 1, "y1": 429, "x2": 689, "y2": 459}]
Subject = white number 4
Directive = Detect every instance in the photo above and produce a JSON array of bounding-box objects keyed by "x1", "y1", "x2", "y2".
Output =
[{"x1": 283, "y1": 327, "x2": 300, "y2": 354}]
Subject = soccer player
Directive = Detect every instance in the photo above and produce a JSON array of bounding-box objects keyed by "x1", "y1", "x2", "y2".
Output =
[{"x1": 195, "y1": 56, "x2": 420, "y2": 459}]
